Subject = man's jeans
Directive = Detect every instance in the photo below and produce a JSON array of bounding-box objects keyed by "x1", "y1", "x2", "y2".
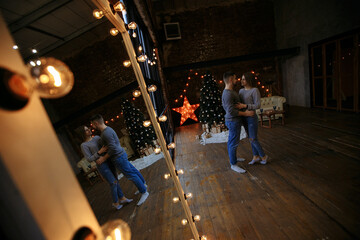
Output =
[
  {"x1": 225, "y1": 121, "x2": 241, "y2": 165},
  {"x1": 112, "y1": 152, "x2": 147, "y2": 194}
]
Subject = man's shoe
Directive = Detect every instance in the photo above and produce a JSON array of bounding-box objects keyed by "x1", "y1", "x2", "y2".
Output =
[
  {"x1": 137, "y1": 191, "x2": 149, "y2": 206},
  {"x1": 231, "y1": 165, "x2": 246, "y2": 173}
]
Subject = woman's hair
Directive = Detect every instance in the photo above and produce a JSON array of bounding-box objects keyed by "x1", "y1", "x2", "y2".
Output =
[
  {"x1": 242, "y1": 72, "x2": 257, "y2": 87},
  {"x1": 75, "y1": 125, "x2": 87, "y2": 142}
]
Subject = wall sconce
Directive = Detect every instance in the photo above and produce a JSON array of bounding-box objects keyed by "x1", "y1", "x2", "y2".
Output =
[{"x1": 102, "y1": 219, "x2": 131, "y2": 240}]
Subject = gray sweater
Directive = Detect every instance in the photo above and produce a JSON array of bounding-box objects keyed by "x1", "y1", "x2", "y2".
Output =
[
  {"x1": 80, "y1": 136, "x2": 102, "y2": 162},
  {"x1": 222, "y1": 89, "x2": 241, "y2": 122},
  {"x1": 239, "y1": 88, "x2": 261, "y2": 110},
  {"x1": 101, "y1": 126, "x2": 126, "y2": 159}
]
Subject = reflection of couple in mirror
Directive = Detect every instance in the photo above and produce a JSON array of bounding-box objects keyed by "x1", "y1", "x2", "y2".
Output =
[{"x1": 76, "y1": 114, "x2": 149, "y2": 210}]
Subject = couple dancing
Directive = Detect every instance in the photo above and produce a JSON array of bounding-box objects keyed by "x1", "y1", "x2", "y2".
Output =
[
  {"x1": 77, "y1": 114, "x2": 149, "y2": 210},
  {"x1": 222, "y1": 71, "x2": 269, "y2": 173}
]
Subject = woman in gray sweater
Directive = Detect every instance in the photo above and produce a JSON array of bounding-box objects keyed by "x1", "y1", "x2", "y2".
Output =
[
  {"x1": 238, "y1": 72, "x2": 269, "y2": 165},
  {"x1": 77, "y1": 125, "x2": 132, "y2": 210}
]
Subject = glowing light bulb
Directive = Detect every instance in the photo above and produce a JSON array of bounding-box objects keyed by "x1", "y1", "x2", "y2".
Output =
[
  {"x1": 110, "y1": 28, "x2": 119, "y2": 36},
  {"x1": 164, "y1": 173, "x2": 171, "y2": 179},
  {"x1": 137, "y1": 55, "x2": 147, "y2": 62},
  {"x1": 138, "y1": 46, "x2": 142, "y2": 51},
  {"x1": 201, "y1": 235, "x2": 207, "y2": 240},
  {"x1": 128, "y1": 22, "x2": 137, "y2": 30},
  {"x1": 251, "y1": 70, "x2": 255, "y2": 74},
  {"x1": 172, "y1": 197, "x2": 179, "y2": 203},
  {"x1": 29, "y1": 57, "x2": 74, "y2": 98},
  {"x1": 132, "y1": 32, "x2": 137, "y2": 38},
  {"x1": 143, "y1": 120, "x2": 151, "y2": 127},
  {"x1": 186, "y1": 192, "x2": 193, "y2": 199},
  {"x1": 32, "y1": 48, "x2": 37, "y2": 53},
  {"x1": 194, "y1": 215, "x2": 201, "y2": 222},
  {"x1": 132, "y1": 90, "x2": 141, "y2": 97},
  {"x1": 176, "y1": 169, "x2": 184, "y2": 175},
  {"x1": 123, "y1": 60, "x2": 131, "y2": 67},
  {"x1": 158, "y1": 115, "x2": 167, "y2": 122},
  {"x1": 102, "y1": 219, "x2": 131, "y2": 240},
  {"x1": 93, "y1": 9, "x2": 104, "y2": 19},
  {"x1": 113, "y1": 2, "x2": 126, "y2": 12},
  {"x1": 167, "y1": 142, "x2": 175, "y2": 149},
  {"x1": 181, "y1": 219, "x2": 188, "y2": 225},
  {"x1": 154, "y1": 147, "x2": 161, "y2": 154},
  {"x1": 13, "y1": 45, "x2": 18, "y2": 49},
  {"x1": 147, "y1": 84, "x2": 157, "y2": 92},
  {"x1": 47, "y1": 66, "x2": 61, "y2": 87}
]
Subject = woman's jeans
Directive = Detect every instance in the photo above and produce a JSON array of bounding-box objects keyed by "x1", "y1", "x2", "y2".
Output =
[
  {"x1": 97, "y1": 161, "x2": 124, "y2": 203},
  {"x1": 243, "y1": 116, "x2": 265, "y2": 157},
  {"x1": 225, "y1": 121, "x2": 241, "y2": 165},
  {"x1": 112, "y1": 152, "x2": 147, "y2": 194}
]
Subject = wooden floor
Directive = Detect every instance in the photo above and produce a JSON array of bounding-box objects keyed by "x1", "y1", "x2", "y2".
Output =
[{"x1": 80, "y1": 106, "x2": 360, "y2": 240}]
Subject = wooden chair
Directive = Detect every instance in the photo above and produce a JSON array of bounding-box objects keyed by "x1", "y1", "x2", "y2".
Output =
[{"x1": 77, "y1": 158, "x2": 104, "y2": 185}]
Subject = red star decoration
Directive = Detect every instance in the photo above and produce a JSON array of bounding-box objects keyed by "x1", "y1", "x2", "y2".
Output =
[{"x1": 172, "y1": 96, "x2": 200, "y2": 125}]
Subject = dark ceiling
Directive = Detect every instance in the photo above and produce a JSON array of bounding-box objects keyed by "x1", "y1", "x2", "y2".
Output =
[{"x1": 0, "y1": 0, "x2": 112, "y2": 61}]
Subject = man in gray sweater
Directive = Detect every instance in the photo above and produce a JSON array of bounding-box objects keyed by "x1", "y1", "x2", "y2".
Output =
[
  {"x1": 90, "y1": 114, "x2": 149, "y2": 206},
  {"x1": 222, "y1": 71, "x2": 254, "y2": 173}
]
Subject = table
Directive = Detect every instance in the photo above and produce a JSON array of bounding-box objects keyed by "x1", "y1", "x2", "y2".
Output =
[{"x1": 259, "y1": 110, "x2": 285, "y2": 128}]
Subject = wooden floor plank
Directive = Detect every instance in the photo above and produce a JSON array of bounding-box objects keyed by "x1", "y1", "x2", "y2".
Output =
[{"x1": 78, "y1": 107, "x2": 360, "y2": 239}]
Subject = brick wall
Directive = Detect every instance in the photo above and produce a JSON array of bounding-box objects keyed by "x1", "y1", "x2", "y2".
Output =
[{"x1": 153, "y1": 0, "x2": 278, "y2": 126}]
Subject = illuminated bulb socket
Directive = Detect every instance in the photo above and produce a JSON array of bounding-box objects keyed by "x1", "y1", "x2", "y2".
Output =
[
  {"x1": 176, "y1": 169, "x2": 184, "y2": 175},
  {"x1": 147, "y1": 84, "x2": 157, "y2": 92},
  {"x1": 137, "y1": 55, "x2": 147, "y2": 62},
  {"x1": 154, "y1": 147, "x2": 161, "y2": 154},
  {"x1": 172, "y1": 197, "x2": 180, "y2": 203},
  {"x1": 181, "y1": 219, "x2": 188, "y2": 225},
  {"x1": 110, "y1": 28, "x2": 119, "y2": 36},
  {"x1": 123, "y1": 60, "x2": 131, "y2": 67},
  {"x1": 167, "y1": 142, "x2": 175, "y2": 149},
  {"x1": 143, "y1": 120, "x2": 151, "y2": 127},
  {"x1": 128, "y1": 22, "x2": 137, "y2": 30},
  {"x1": 132, "y1": 90, "x2": 141, "y2": 97},
  {"x1": 193, "y1": 215, "x2": 201, "y2": 222},
  {"x1": 93, "y1": 9, "x2": 104, "y2": 19},
  {"x1": 185, "y1": 192, "x2": 193, "y2": 199},
  {"x1": 164, "y1": 173, "x2": 171, "y2": 179},
  {"x1": 113, "y1": 2, "x2": 126, "y2": 12},
  {"x1": 158, "y1": 115, "x2": 167, "y2": 122}
]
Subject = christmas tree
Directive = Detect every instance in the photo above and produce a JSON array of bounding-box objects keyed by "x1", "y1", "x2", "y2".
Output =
[
  {"x1": 120, "y1": 99, "x2": 157, "y2": 151},
  {"x1": 199, "y1": 72, "x2": 225, "y2": 126}
]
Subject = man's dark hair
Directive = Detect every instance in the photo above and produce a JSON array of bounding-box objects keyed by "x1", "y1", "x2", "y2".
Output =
[
  {"x1": 89, "y1": 114, "x2": 104, "y2": 124},
  {"x1": 223, "y1": 71, "x2": 235, "y2": 84},
  {"x1": 242, "y1": 72, "x2": 257, "y2": 87}
]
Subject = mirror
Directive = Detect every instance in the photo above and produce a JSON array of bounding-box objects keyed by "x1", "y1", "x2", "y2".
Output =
[{"x1": 1, "y1": 1, "x2": 186, "y2": 239}]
